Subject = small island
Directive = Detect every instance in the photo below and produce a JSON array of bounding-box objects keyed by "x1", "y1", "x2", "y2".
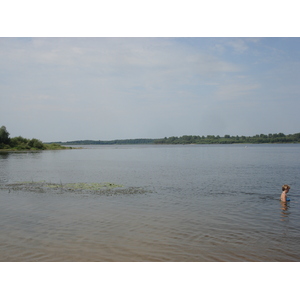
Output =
[{"x1": 0, "y1": 126, "x2": 71, "y2": 151}]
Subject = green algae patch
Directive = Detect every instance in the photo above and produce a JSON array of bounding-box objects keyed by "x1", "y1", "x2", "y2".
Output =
[
  {"x1": 64, "y1": 182, "x2": 123, "y2": 191},
  {"x1": 45, "y1": 184, "x2": 62, "y2": 189},
  {"x1": 0, "y1": 181, "x2": 148, "y2": 196}
]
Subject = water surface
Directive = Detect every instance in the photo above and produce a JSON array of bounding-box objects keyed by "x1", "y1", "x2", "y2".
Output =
[{"x1": 1, "y1": 144, "x2": 299, "y2": 261}]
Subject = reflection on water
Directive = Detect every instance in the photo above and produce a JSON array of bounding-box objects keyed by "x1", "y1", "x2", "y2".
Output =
[
  {"x1": 280, "y1": 201, "x2": 292, "y2": 239},
  {"x1": 1, "y1": 145, "x2": 300, "y2": 261},
  {"x1": 280, "y1": 201, "x2": 290, "y2": 214},
  {"x1": 0, "y1": 152, "x2": 9, "y2": 159},
  {"x1": 0, "y1": 153, "x2": 9, "y2": 183}
]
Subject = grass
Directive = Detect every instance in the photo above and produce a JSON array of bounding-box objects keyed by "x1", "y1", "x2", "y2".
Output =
[{"x1": 43, "y1": 143, "x2": 73, "y2": 150}]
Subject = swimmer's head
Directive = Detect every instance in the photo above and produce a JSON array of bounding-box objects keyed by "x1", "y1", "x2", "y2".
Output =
[{"x1": 282, "y1": 184, "x2": 291, "y2": 191}]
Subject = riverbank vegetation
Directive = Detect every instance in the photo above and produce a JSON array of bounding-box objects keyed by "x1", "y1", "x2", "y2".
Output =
[
  {"x1": 61, "y1": 138, "x2": 154, "y2": 145},
  {"x1": 0, "y1": 126, "x2": 71, "y2": 151},
  {"x1": 2, "y1": 125, "x2": 300, "y2": 148},
  {"x1": 57, "y1": 132, "x2": 300, "y2": 145},
  {"x1": 154, "y1": 133, "x2": 300, "y2": 144}
]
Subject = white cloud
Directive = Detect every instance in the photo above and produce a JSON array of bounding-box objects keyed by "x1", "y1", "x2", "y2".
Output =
[
  {"x1": 1, "y1": 37, "x2": 300, "y2": 140},
  {"x1": 215, "y1": 82, "x2": 261, "y2": 101}
]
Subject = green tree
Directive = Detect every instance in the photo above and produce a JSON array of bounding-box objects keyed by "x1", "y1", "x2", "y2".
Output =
[
  {"x1": 0, "y1": 126, "x2": 10, "y2": 144},
  {"x1": 28, "y1": 138, "x2": 45, "y2": 149}
]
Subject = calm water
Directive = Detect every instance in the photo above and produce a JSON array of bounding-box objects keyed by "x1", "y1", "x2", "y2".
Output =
[{"x1": 0, "y1": 144, "x2": 300, "y2": 261}]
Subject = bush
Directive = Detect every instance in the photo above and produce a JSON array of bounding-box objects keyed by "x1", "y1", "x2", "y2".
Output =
[
  {"x1": 16, "y1": 143, "x2": 31, "y2": 150},
  {"x1": 10, "y1": 136, "x2": 29, "y2": 147},
  {"x1": 0, "y1": 143, "x2": 10, "y2": 149},
  {"x1": 28, "y1": 138, "x2": 45, "y2": 150}
]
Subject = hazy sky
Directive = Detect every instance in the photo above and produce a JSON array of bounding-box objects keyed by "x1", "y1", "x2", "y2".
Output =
[{"x1": 1, "y1": 37, "x2": 300, "y2": 142}]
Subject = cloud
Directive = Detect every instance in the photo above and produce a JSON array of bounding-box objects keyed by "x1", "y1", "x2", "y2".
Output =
[
  {"x1": 1, "y1": 37, "x2": 300, "y2": 140},
  {"x1": 215, "y1": 82, "x2": 261, "y2": 102}
]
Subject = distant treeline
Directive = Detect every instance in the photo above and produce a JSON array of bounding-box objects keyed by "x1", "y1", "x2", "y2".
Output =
[
  {"x1": 56, "y1": 132, "x2": 300, "y2": 145},
  {"x1": 60, "y1": 139, "x2": 155, "y2": 145},
  {"x1": 154, "y1": 133, "x2": 300, "y2": 144}
]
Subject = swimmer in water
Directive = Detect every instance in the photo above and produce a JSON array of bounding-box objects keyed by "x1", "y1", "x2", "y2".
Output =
[{"x1": 281, "y1": 184, "x2": 290, "y2": 202}]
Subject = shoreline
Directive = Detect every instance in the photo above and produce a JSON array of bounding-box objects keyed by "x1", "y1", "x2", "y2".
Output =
[
  {"x1": 1, "y1": 143, "x2": 299, "y2": 152},
  {"x1": 0, "y1": 147, "x2": 80, "y2": 153}
]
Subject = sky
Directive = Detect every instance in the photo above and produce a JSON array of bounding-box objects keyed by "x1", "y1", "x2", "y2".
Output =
[{"x1": 1, "y1": 37, "x2": 300, "y2": 142}]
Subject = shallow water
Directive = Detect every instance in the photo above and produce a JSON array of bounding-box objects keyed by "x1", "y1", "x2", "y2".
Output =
[{"x1": 0, "y1": 144, "x2": 300, "y2": 261}]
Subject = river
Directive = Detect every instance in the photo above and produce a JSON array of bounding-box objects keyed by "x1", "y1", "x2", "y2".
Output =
[{"x1": 0, "y1": 144, "x2": 299, "y2": 261}]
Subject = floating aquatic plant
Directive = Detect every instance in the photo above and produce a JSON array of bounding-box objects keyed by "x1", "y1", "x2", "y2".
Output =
[
  {"x1": 0, "y1": 181, "x2": 148, "y2": 196},
  {"x1": 64, "y1": 182, "x2": 123, "y2": 190}
]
